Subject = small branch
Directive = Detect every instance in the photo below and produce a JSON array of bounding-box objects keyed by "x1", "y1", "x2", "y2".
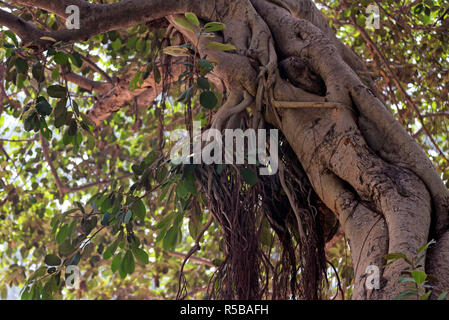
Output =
[
  {"x1": 2, "y1": 0, "x2": 216, "y2": 51},
  {"x1": 422, "y1": 112, "x2": 449, "y2": 118},
  {"x1": 69, "y1": 173, "x2": 133, "y2": 193},
  {"x1": 0, "y1": 8, "x2": 44, "y2": 46},
  {"x1": 77, "y1": 54, "x2": 114, "y2": 85},
  {"x1": 40, "y1": 133, "x2": 131, "y2": 197},
  {"x1": 62, "y1": 72, "x2": 111, "y2": 93},
  {"x1": 433, "y1": 7, "x2": 449, "y2": 27},
  {"x1": 165, "y1": 251, "x2": 215, "y2": 268},
  {"x1": 0, "y1": 143, "x2": 11, "y2": 161},
  {"x1": 327, "y1": 259, "x2": 344, "y2": 300}
]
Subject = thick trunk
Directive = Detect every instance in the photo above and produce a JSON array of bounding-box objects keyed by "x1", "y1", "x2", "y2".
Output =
[
  {"x1": 8, "y1": 0, "x2": 448, "y2": 300},
  {"x1": 253, "y1": 0, "x2": 449, "y2": 300},
  {"x1": 176, "y1": 0, "x2": 449, "y2": 299}
]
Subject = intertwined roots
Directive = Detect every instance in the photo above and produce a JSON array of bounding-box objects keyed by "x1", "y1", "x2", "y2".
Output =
[{"x1": 183, "y1": 124, "x2": 335, "y2": 300}]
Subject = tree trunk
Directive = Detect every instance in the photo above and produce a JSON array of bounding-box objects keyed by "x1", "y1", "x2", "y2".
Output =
[
  {"x1": 168, "y1": 0, "x2": 449, "y2": 300},
  {"x1": 6, "y1": 0, "x2": 449, "y2": 300}
]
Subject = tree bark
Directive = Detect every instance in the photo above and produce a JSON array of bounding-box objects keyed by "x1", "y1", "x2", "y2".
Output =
[{"x1": 4, "y1": 0, "x2": 449, "y2": 300}]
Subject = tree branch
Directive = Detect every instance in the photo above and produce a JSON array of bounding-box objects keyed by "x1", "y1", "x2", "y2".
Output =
[
  {"x1": 0, "y1": 63, "x2": 7, "y2": 115},
  {"x1": 4, "y1": 0, "x2": 217, "y2": 50},
  {"x1": 62, "y1": 72, "x2": 111, "y2": 93}
]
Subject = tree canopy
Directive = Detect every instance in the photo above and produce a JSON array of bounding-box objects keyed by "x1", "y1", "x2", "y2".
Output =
[{"x1": 0, "y1": 0, "x2": 448, "y2": 300}]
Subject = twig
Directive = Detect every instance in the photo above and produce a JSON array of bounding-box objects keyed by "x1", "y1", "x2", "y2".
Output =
[
  {"x1": 0, "y1": 62, "x2": 7, "y2": 115},
  {"x1": 40, "y1": 133, "x2": 131, "y2": 197},
  {"x1": 40, "y1": 133, "x2": 68, "y2": 198},
  {"x1": 433, "y1": 7, "x2": 449, "y2": 26},
  {"x1": 165, "y1": 251, "x2": 215, "y2": 268}
]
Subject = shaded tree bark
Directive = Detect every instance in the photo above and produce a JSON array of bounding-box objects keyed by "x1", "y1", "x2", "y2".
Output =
[{"x1": 2, "y1": 0, "x2": 448, "y2": 300}]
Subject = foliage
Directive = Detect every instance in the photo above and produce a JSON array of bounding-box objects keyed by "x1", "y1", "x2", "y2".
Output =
[
  {"x1": 0, "y1": 1, "x2": 448, "y2": 300},
  {"x1": 386, "y1": 240, "x2": 448, "y2": 300}
]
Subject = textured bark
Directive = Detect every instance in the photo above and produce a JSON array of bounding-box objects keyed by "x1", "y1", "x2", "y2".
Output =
[{"x1": 4, "y1": 0, "x2": 449, "y2": 300}]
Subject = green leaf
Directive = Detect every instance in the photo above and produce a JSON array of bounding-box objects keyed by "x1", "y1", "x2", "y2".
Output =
[
  {"x1": 56, "y1": 224, "x2": 68, "y2": 244},
  {"x1": 178, "y1": 87, "x2": 194, "y2": 103},
  {"x1": 111, "y1": 38, "x2": 122, "y2": 51},
  {"x1": 47, "y1": 85, "x2": 67, "y2": 98},
  {"x1": 241, "y1": 168, "x2": 258, "y2": 186},
  {"x1": 68, "y1": 52, "x2": 83, "y2": 68},
  {"x1": 184, "y1": 176, "x2": 198, "y2": 195},
  {"x1": 418, "y1": 239, "x2": 436, "y2": 253},
  {"x1": 44, "y1": 254, "x2": 61, "y2": 266},
  {"x1": 59, "y1": 239, "x2": 75, "y2": 256},
  {"x1": 80, "y1": 112, "x2": 96, "y2": 129},
  {"x1": 132, "y1": 247, "x2": 149, "y2": 265},
  {"x1": 29, "y1": 266, "x2": 47, "y2": 281},
  {"x1": 438, "y1": 291, "x2": 448, "y2": 300},
  {"x1": 414, "y1": 4, "x2": 424, "y2": 14},
  {"x1": 32, "y1": 62, "x2": 45, "y2": 82},
  {"x1": 103, "y1": 239, "x2": 119, "y2": 260},
  {"x1": 153, "y1": 66, "x2": 161, "y2": 84},
  {"x1": 411, "y1": 270, "x2": 427, "y2": 285},
  {"x1": 124, "y1": 210, "x2": 133, "y2": 224},
  {"x1": 385, "y1": 253, "x2": 412, "y2": 265},
  {"x1": 163, "y1": 227, "x2": 179, "y2": 251},
  {"x1": 111, "y1": 253, "x2": 122, "y2": 273},
  {"x1": 54, "y1": 52, "x2": 68, "y2": 65},
  {"x1": 126, "y1": 35, "x2": 137, "y2": 50},
  {"x1": 40, "y1": 119, "x2": 52, "y2": 140},
  {"x1": 206, "y1": 41, "x2": 236, "y2": 51},
  {"x1": 198, "y1": 59, "x2": 214, "y2": 75},
  {"x1": 36, "y1": 97, "x2": 52, "y2": 116},
  {"x1": 122, "y1": 250, "x2": 135, "y2": 274},
  {"x1": 131, "y1": 199, "x2": 146, "y2": 220},
  {"x1": 199, "y1": 91, "x2": 218, "y2": 109},
  {"x1": 420, "y1": 291, "x2": 432, "y2": 300},
  {"x1": 132, "y1": 163, "x2": 144, "y2": 176},
  {"x1": 162, "y1": 46, "x2": 190, "y2": 57},
  {"x1": 156, "y1": 166, "x2": 168, "y2": 183},
  {"x1": 101, "y1": 212, "x2": 111, "y2": 226},
  {"x1": 395, "y1": 290, "x2": 418, "y2": 300},
  {"x1": 155, "y1": 213, "x2": 174, "y2": 230},
  {"x1": 176, "y1": 182, "x2": 188, "y2": 199},
  {"x1": 398, "y1": 277, "x2": 415, "y2": 284},
  {"x1": 129, "y1": 71, "x2": 144, "y2": 91},
  {"x1": 5, "y1": 30, "x2": 18, "y2": 46},
  {"x1": 174, "y1": 17, "x2": 197, "y2": 32},
  {"x1": 14, "y1": 58, "x2": 28, "y2": 74},
  {"x1": 67, "y1": 119, "x2": 78, "y2": 136},
  {"x1": 185, "y1": 12, "x2": 200, "y2": 27},
  {"x1": 197, "y1": 77, "x2": 210, "y2": 90},
  {"x1": 204, "y1": 22, "x2": 225, "y2": 32}
]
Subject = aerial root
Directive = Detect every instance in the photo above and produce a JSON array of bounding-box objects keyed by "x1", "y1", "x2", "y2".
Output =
[{"x1": 211, "y1": 91, "x2": 254, "y2": 132}]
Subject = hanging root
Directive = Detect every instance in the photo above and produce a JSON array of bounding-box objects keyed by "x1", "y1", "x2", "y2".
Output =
[
  {"x1": 211, "y1": 91, "x2": 254, "y2": 132},
  {"x1": 187, "y1": 120, "x2": 332, "y2": 299}
]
